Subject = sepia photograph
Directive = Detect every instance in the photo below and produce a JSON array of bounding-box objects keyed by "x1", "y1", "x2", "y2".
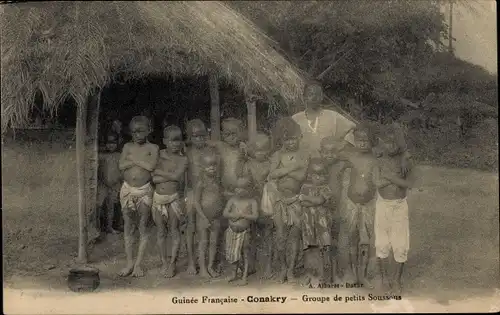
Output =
[{"x1": 2, "y1": 1, "x2": 498, "y2": 314}]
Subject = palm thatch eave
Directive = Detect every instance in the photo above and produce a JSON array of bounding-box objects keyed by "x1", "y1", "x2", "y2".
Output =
[{"x1": 1, "y1": 1, "x2": 306, "y2": 133}]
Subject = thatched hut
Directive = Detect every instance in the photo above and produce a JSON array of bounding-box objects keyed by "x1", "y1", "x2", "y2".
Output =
[{"x1": 1, "y1": 1, "x2": 305, "y2": 263}]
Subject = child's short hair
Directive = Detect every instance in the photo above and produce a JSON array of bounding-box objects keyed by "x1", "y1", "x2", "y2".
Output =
[
  {"x1": 274, "y1": 117, "x2": 302, "y2": 140},
  {"x1": 186, "y1": 119, "x2": 207, "y2": 137},
  {"x1": 129, "y1": 115, "x2": 150, "y2": 128},
  {"x1": 163, "y1": 125, "x2": 182, "y2": 139},
  {"x1": 308, "y1": 157, "x2": 328, "y2": 175},
  {"x1": 250, "y1": 132, "x2": 271, "y2": 151},
  {"x1": 320, "y1": 136, "x2": 345, "y2": 151},
  {"x1": 378, "y1": 123, "x2": 407, "y2": 152},
  {"x1": 353, "y1": 123, "x2": 376, "y2": 146}
]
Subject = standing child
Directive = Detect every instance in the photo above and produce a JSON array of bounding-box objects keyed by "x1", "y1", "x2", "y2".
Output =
[
  {"x1": 375, "y1": 124, "x2": 415, "y2": 295},
  {"x1": 337, "y1": 124, "x2": 377, "y2": 288},
  {"x1": 299, "y1": 158, "x2": 334, "y2": 288},
  {"x1": 244, "y1": 133, "x2": 274, "y2": 279},
  {"x1": 151, "y1": 125, "x2": 188, "y2": 278},
  {"x1": 319, "y1": 136, "x2": 350, "y2": 282},
  {"x1": 223, "y1": 176, "x2": 259, "y2": 285},
  {"x1": 97, "y1": 132, "x2": 123, "y2": 237},
  {"x1": 118, "y1": 116, "x2": 159, "y2": 277},
  {"x1": 267, "y1": 117, "x2": 309, "y2": 283},
  {"x1": 210, "y1": 118, "x2": 247, "y2": 199},
  {"x1": 193, "y1": 148, "x2": 225, "y2": 278},
  {"x1": 184, "y1": 119, "x2": 211, "y2": 275}
]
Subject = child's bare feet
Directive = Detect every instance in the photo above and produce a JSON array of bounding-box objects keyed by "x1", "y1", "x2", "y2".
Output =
[
  {"x1": 227, "y1": 273, "x2": 238, "y2": 282},
  {"x1": 261, "y1": 269, "x2": 274, "y2": 280},
  {"x1": 160, "y1": 264, "x2": 169, "y2": 277},
  {"x1": 392, "y1": 280, "x2": 403, "y2": 295},
  {"x1": 164, "y1": 264, "x2": 176, "y2": 278},
  {"x1": 309, "y1": 276, "x2": 321, "y2": 289},
  {"x1": 199, "y1": 269, "x2": 212, "y2": 278},
  {"x1": 236, "y1": 278, "x2": 248, "y2": 286},
  {"x1": 379, "y1": 277, "x2": 392, "y2": 294},
  {"x1": 108, "y1": 228, "x2": 121, "y2": 235},
  {"x1": 118, "y1": 264, "x2": 134, "y2": 277},
  {"x1": 278, "y1": 269, "x2": 287, "y2": 283},
  {"x1": 131, "y1": 266, "x2": 145, "y2": 277},
  {"x1": 286, "y1": 269, "x2": 297, "y2": 282},
  {"x1": 301, "y1": 275, "x2": 311, "y2": 287},
  {"x1": 343, "y1": 272, "x2": 356, "y2": 284},
  {"x1": 187, "y1": 264, "x2": 197, "y2": 275},
  {"x1": 208, "y1": 267, "x2": 220, "y2": 278},
  {"x1": 360, "y1": 277, "x2": 374, "y2": 289}
]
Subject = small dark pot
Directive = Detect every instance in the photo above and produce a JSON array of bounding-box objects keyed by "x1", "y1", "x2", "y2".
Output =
[{"x1": 67, "y1": 267, "x2": 100, "y2": 292}]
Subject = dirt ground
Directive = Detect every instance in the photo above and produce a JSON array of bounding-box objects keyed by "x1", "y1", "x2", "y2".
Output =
[{"x1": 2, "y1": 133, "x2": 499, "y2": 312}]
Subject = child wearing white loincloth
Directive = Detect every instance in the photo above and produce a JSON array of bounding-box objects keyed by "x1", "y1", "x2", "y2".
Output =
[{"x1": 374, "y1": 123, "x2": 416, "y2": 295}]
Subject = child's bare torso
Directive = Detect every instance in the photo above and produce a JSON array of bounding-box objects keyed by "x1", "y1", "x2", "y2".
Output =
[
  {"x1": 155, "y1": 150, "x2": 186, "y2": 195},
  {"x1": 123, "y1": 142, "x2": 156, "y2": 187},
  {"x1": 200, "y1": 178, "x2": 224, "y2": 220},
  {"x1": 186, "y1": 147, "x2": 208, "y2": 189},
  {"x1": 348, "y1": 152, "x2": 376, "y2": 204},
  {"x1": 246, "y1": 159, "x2": 271, "y2": 195},
  {"x1": 101, "y1": 152, "x2": 121, "y2": 187},
  {"x1": 220, "y1": 143, "x2": 243, "y2": 192},
  {"x1": 228, "y1": 198, "x2": 254, "y2": 232},
  {"x1": 277, "y1": 151, "x2": 305, "y2": 196},
  {"x1": 328, "y1": 161, "x2": 347, "y2": 204},
  {"x1": 378, "y1": 155, "x2": 407, "y2": 200}
]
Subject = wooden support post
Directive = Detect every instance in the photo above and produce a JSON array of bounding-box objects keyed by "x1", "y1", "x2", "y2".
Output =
[
  {"x1": 246, "y1": 95, "x2": 257, "y2": 145},
  {"x1": 76, "y1": 90, "x2": 101, "y2": 264},
  {"x1": 209, "y1": 74, "x2": 221, "y2": 141},
  {"x1": 76, "y1": 100, "x2": 88, "y2": 264}
]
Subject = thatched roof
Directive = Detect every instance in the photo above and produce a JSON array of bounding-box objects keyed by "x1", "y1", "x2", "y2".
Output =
[{"x1": 1, "y1": 1, "x2": 305, "y2": 133}]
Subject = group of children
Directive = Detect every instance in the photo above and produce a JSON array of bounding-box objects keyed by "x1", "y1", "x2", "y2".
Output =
[{"x1": 97, "y1": 113, "x2": 414, "y2": 294}]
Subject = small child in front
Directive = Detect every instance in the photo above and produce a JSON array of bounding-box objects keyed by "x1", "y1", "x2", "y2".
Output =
[
  {"x1": 223, "y1": 176, "x2": 259, "y2": 285},
  {"x1": 118, "y1": 116, "x2": 159, "y2": 277},
  {"x1": 193, "y1": 148, "x2": 224, "y2": 278},
  {"x1": 375, "y1": 124, "x2": 415, "y2": 295},
  {"x1": 299, "y1": 158, "x2": 334, "y2": 288},
  {"x1": 151, "y1": 125, "x2": 188, "y2": 278},
  {"x1": 97, "y1": 132, "x2": 122, "y2": 237}
]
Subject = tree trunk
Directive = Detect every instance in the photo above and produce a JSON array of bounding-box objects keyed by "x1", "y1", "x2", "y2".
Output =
[
  {"x1": 246, "y1": 96, "x2": 257, "y2": 144},
  {"x1": 76, "y1": 90, "x2": 101, "y2": 264},
  {"x1": 448, "y1": 0, "x2": 454, "y2": 54},
  {"x1": 209, "y1": 74, "x2": 221, "y2": 141},
  {"x1": 76, "y1": 100, "x2": 88, "y2": 263}
]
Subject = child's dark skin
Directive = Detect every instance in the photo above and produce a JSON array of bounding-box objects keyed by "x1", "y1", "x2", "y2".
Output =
[
  {"x1": 98, "y1": 134, "x2": 122, "y2": 236},
  {"x1": 118, "y1": 116, "x2": 159, "y2": 277},
  {"x1": 244, "y1": 133, "x2": 273, "y2": 279},
  {"x1": 268, "y1": 121, "x2": 309, "y2": 283},
  {"x1": 223, "y1": 177, "x2": 259, "y2": 285},
  {"x1": 194, "y1": 151, "x2": 224, "y2": 278},
  {"x1": 376, "y1": 132, "x2": 415, "y2": 295},
  {"x1": 185, "y1": 120, "x2": 211, "y2": 275},
  {"x1": 336, "y1": 128, "x2": 376, "y2": 288},
  {"x1": 152, "y1": 126, "x2": 187, "y2": 278}
]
